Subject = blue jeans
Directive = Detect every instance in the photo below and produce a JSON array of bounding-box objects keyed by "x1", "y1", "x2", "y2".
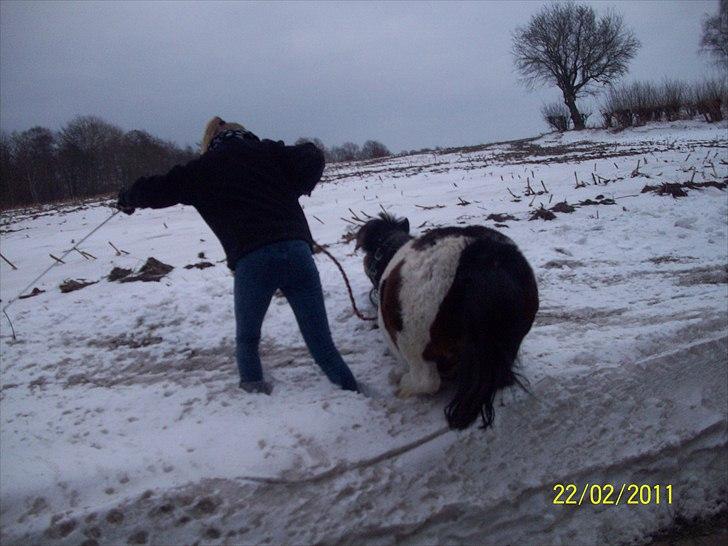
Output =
[{"x1": 234, "y1": 239, "x2": 358, "y2": 391}]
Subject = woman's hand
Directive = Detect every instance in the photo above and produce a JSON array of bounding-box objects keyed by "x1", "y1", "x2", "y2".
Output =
[{"x1": 116, "y1": 190, "x2": 136, "y2": 215}]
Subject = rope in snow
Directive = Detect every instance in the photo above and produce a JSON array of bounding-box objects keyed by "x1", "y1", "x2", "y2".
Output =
[
  {"x1": 238, "y1": 424, "x2": 450, "y2": 485},
  {"x1": 313, "y1": 241, "x2": 377, "y2": 322},
  {"x1": 2, "y1": 216, "x2": 368, "y2": 341},
  {"x1": 1, "y1": 209, "x2": 121, "y2": 339}
]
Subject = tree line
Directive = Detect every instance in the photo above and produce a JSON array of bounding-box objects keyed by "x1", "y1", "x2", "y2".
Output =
[
  {"x1": 0, "y1": 116, "x2": 197, "y2": 210},
  {"x1": 294, "y1": 137, "x2": 390, "y2": 163},
  {"x1": 0, "y1": 115, "x2": 392, "y2": 209}
]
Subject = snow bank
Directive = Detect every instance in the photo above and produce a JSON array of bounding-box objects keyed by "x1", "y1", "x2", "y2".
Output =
[{"x1": 1, "y1": 121, "x2": 726, "y2": 545}]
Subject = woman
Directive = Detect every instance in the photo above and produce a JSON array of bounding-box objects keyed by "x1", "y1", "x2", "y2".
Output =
[{"x1": 117, "y1": 117, "x2": 358, "y2": 395}]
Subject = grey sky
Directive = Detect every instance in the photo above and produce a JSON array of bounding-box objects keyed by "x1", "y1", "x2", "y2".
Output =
[{"x1": 0, "y1": 0, "x2": 720, "y2": 152}]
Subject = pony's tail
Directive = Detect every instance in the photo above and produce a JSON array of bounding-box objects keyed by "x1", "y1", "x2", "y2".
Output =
[{"x1": 444, "y1": 240, "x2": 536, "y2": 431}]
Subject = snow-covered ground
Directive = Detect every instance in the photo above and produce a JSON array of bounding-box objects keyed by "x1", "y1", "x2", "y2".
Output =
[{"x1": 1, "y1": 120, "x2": 726, "y2": 545}]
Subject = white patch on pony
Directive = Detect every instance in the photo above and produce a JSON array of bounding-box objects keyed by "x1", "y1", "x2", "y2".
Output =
[{"x1": 378, "y1": 235, "x2": 474, "y2": 397}]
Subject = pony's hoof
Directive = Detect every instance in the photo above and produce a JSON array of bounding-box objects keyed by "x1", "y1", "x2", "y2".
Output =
[{"x1": 396, "y1": 387, "x2": 414, "y2": 399}]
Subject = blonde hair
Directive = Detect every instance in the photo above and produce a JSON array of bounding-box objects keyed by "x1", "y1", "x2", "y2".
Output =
[{"x1": 200, "y1": 116, "x2": 248, "y2": 153}]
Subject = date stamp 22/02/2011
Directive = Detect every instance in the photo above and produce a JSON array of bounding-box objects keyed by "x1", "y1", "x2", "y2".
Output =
[{"x1": 552, "y1": 484, "x2": 673, "y2": 506}]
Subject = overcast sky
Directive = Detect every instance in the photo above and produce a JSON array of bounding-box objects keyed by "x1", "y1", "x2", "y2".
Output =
[{"x1": 0, "y1": 0, "x2": 721, "y2": 152}]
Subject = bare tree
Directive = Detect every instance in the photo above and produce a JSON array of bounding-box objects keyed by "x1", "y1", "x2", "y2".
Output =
[
  {"x1": 540, "y1": 102, "x2": 571, "y2": 132},
  {"x1": 701, "y1": 0, "x2": 728, "y2": 69},
  {"x1": 512, "y1": 2, "x2": 640, "y2": 130},
  {"x1": 360, "y1": 140, "x2": 391, "y2": 159},
  {"x1": 0, "y1": 132, "x2": 17, "y2": 206},
  {"x1": 119, "y1": 130, "x2": 175, "y2": 186},
  {"x1": 57, "y1": 116, "x2": 124, "y2": 197},
  {"x1": 659, "y1": 79, "x2": 688, "y2": 122},
  {"x1": 330, "y1": 142, "x2": 360, "y2": 162},
  {"x1": 10, "y1": 127, "x2": 58, "y2": 203},
  {"x1": 693, "y1": 78, "x2": 726, "y2": 122}
]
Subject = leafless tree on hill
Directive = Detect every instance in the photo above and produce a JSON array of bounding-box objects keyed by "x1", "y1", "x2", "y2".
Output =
[
  {"x1": 512, "y1": 2, "x2": 640, "y2": 130},
  {"x1": 701, "y1": 0, "x2": 728, "y2": 70}
]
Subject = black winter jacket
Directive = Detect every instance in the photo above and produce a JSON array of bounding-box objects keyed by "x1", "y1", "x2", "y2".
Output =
[{"x1": 122, "y1": 136, "x2": 324, "y2": 269}]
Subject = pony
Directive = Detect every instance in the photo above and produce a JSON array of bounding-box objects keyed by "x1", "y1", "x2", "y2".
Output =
[{"x1": 356, "y1": 213, "x2": 539, "y2": 430}]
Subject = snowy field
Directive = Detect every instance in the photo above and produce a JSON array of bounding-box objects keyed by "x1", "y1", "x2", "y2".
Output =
[{"x1": 1, "y1": 121, "x2": 726, "y2": 545}]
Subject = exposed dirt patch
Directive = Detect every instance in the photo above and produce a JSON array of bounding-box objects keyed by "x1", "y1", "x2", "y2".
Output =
[
  {"x1": 106, "y1": 509, "x2": 124, "y2": 524},
  {"x1": 647, "y1": 256, "x2": 698, "y2": 265},
  {"x1": 190, "y1": 497, "x2": 219, "y2": 517},
  {"x1": 534, "y1": 306, "x2": 628, "y2": 327},
  {"x1": 542, "y1": 259, "x2": 585, "y2": 270},
  {"x1": 486, "y1": 213, "x2": 517, "y2": 222},
  {"x1": 44, "y1": 517, "x2": 77, "y2": 539},
  {"x1": 641, "y1": 180, "x2": 727, "y2": 198},
  {"x1": 529, "y1": 207, "x2": 556, "y2": 221},
  {"x1": 675, "y1": 265, "x2": 728, "y2": 286},
  {"x1": 60, "y1": 279, "x2": 98, "y2": 293},
  {"x1": 18, "y1": 287, "x2": 46, "y2": 299},
  {"x1": 183, "y1": 262, "x2": 214, "y2": 270},
  {"x1": 487, "y1": 140, "x2": 666, "y2": 167},
  {"x1": 128, "y1": 529, "x2": 148, "y2": 544},
  {"x1": 550, "y1": 201, "x2": 576, "y2": 213},
  {"x1": 119, "y1": 258, "x2": 173, "y2": 283},
  {"x1": 0, "y1": 198, "x2": 114, "y2": 223},
  {"x1": 0, "y1": 225, "x2": 29, "y2": 235},
  {"x1": 108, "y1": 267, "x2": 132, "y2": 281},
  {"x1": 87, "y1": 333, "x2": 164, "y2": 350},
  {"x1": 578, "y1": 196, "x2": 616, "y2": 206}
]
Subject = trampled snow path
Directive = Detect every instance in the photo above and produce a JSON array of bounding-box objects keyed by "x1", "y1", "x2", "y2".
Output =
[{"x1": 1, "y1": 121, "x2": 726, "y2": 545}]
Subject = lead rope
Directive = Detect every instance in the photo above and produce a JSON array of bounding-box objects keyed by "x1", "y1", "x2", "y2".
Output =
[
  {"x1": 2, "y1": 209, "x2": 121, "y2": 340},
  {"x1": 312, "y1": 242, "x2": 377, "y2": 321},
  {"x1": 1, "y1": 217, "x2": 374, "y2": 340}
]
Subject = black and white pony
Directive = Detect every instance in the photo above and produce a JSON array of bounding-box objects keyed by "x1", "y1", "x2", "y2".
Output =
[{"x1": 356, "y1": 213, "x2": 539, "y2": 430}]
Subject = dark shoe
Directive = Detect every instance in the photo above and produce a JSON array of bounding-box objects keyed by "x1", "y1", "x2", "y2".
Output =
[
  {"x1": 340, "y1": 376, "x2": 358, "y2": 393},
  {"x1": 239, "y1": 380, "x2": 272, "y2": 395}
]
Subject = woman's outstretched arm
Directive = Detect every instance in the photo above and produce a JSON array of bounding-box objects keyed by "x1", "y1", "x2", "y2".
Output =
[{"x1": 120, "y1": 154, "x2": 210, "y2": 209}]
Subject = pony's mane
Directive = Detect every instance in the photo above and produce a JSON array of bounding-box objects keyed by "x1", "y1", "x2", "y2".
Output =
[{"x1": 378, "y1": 212, "x2": 403, "y2": 226}]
